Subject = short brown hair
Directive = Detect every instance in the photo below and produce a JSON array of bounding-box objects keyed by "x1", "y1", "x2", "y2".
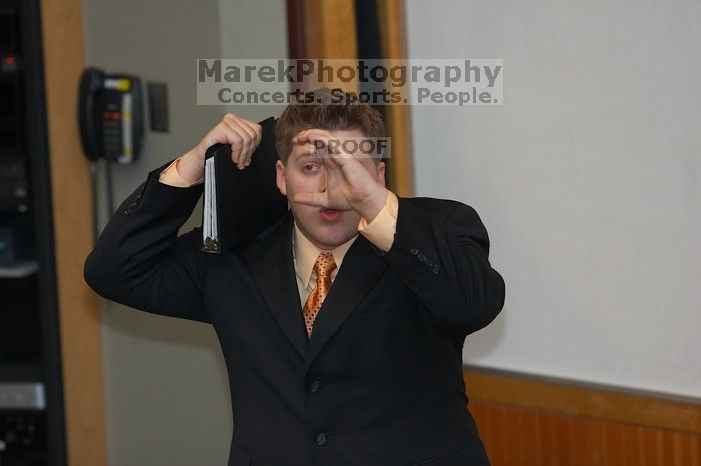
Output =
[{"x1": 275, "y1": 87, "x2": 386, "y2": 164}]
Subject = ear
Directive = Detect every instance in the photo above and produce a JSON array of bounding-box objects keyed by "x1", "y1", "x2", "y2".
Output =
[
  {"x1": 275, "y1": 160, "x2": 287, "y2": 196},
  {"x1": 376, "y1": 161, "x2": 386, "y2": 187}
]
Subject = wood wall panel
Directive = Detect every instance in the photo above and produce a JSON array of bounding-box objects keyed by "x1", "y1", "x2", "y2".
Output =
[
  {"x1": 465, "y1": 369, "x2": 701, "y2": 435},
  {"x1": 470, "y1": 402, "x2": 701, "y2": 466},
  {"x1": 465, "y1": 368, "x2": 701, "y2": 466}
]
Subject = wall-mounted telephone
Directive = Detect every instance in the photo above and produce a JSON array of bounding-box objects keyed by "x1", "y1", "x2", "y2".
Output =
[
  {"x1": 78, "y1": 67, "x2": 144, "y2": 164},
  {"x1": 78, "y1": 67, "x2": 145, "y2": 241}
]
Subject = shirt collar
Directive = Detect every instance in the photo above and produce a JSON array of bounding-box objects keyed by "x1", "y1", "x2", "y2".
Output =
[{"x1": 292, "y1": 219, "x2": 358, "y2": 291}]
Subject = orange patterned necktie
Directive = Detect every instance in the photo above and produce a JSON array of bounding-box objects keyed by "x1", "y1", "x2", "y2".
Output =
[{"x1": 302, "y1": 251, "x2": 337, "y2": 338}]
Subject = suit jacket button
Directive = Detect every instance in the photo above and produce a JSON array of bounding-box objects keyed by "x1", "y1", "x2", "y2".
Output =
[
  {"x1": 316, "y1": 433, "x2": 327, "y2": 446},
  {"x1": 432, "y1": 264, "x2": 440, "y2": 274},
  {"x1": 310, "y1": 380, "x2": 321, "y2": 393},
  {"x1": 410, "y1": 248, "x2": 418, "y2": 255},
  {"x1": 417, "y1": 253, "x2": 426, "y2": 262}
]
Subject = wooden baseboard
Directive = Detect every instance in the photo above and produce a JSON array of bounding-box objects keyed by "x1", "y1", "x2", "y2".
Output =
[{"x1": 464, "y1": 366, "x2": 701, "y2": 466}]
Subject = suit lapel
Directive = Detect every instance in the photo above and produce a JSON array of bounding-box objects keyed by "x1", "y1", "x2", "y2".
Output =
[
  {"x1": 305, "y1": 235, "x2": 388, "y2": 368},
  {"x1": 241, "y1": 211, "x2": 308, "y2": 360},
  {"x1": 241, "y1": 211, "x2": 389, "y2": 367}
]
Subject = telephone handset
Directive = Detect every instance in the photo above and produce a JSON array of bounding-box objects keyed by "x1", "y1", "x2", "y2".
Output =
[{"x1": 78, "y1": 67, "x2": 144, "y2": 164}]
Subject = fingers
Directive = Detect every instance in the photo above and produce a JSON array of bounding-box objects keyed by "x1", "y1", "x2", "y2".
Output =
[
  {"x1": 247, "y1": 119, "x2": 263, "y2": 148},
  {"x1": 292, "y1": 191, "x2": 328, "y2": 208},
  {"x1": 222, "y1": 113, "x2": 262, "y2": 169},
  {"x1": 292, "y1": 190, "x2": 348, "y2": 211},
  {"x1": 221, "y1": 120, "x2": 250, "y2": 169},
  {"x1": 292, "y1": 129, "x2": 342, "y2": 159},
  {"x1": 292, "y1": 128, "x2": 335, "y2": 146},
  {"x1": 193, "y1": 113, "x2": 264, "y2": 174},
  {"x1": 234, "y1": 115, "x2": 263, "y2": 162},
  {"x1": 293, "y1": 129, "x2": 358, "y2": 171}
]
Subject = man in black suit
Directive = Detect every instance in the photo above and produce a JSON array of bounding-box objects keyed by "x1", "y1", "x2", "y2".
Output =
[{"x1": 84, "y1": 88, "x2": 505, "y2": 465}]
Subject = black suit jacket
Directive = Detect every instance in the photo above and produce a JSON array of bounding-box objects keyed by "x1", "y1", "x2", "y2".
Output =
[{"x1": 84, "y1": 159, "x2": 506, "y2": 466}]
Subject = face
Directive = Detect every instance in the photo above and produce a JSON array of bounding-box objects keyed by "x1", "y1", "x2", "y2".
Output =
[{"x1": 275, "y1": 128, "x2": 386, "y2": 250}]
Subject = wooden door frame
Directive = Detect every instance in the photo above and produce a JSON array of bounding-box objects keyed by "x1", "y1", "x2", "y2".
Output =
[
  {"x1": 40, "y1": 0, "x2": 108, "y2": 464},
  {"x1": 286, "y1": 0, "x2": 415, "y2": 196}
]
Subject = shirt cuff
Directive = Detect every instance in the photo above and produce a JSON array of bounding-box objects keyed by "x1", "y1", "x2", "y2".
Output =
[
  {"x1": 357, "y1": 190, "x2": 398, "y2": 252},
  {"x1": 158, "y1": 157, "x2": 204, "y2": 187}
]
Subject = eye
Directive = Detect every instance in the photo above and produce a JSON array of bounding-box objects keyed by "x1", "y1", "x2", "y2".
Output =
[{"x1": 302, "y1": 163, "x2": 319, "y2": 173}]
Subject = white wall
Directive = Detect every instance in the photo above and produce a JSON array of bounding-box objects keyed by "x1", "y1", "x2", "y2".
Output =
[
  {"x1": 405, "y1": 0, "x2": 701, "y2": 398},
  {"x1": 81, "y1": 1, "x2": 287, "y2": 464},
  {"x1": 218, "y1": 0, "x2": 289, "y2": 120}
]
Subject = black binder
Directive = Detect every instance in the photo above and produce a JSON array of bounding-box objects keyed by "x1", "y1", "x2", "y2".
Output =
[{"x1": 201, "y1": 116, "x2": 289, "y2": 254}]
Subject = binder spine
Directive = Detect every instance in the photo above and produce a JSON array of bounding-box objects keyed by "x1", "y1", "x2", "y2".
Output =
[{"x1": 202, "y1": 148, "x2": 221, "y2": 253}]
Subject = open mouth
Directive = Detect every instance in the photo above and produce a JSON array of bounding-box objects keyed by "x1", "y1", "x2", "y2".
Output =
[{"x1": 319, "y1": 208, "x2": 341, "y2": 221}]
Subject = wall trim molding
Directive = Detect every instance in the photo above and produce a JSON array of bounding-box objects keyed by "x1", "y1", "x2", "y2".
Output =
[{"x1": 464, "y1": 365, "x2": 701, "y2": 435}]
